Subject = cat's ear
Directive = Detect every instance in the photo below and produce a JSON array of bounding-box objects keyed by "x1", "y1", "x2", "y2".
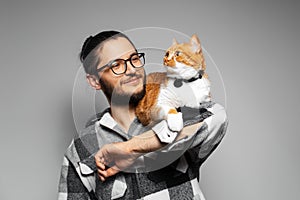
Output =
[
  {"x1": 190, "y1": 34, "x2": 201, "y2": 54},
  {"x1": 172, "y1": 38, "x2": 178, "y2": 45}
]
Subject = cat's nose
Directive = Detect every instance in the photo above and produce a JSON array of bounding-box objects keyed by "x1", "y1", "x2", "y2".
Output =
[
  {"x1": 163, "y1": 57, "x2": 168, "y2": 65},
  {"x1": 164, "y1": 57, "x2": 175, "y2": 67},
  {"x1": 163, "y1": 57, "x2": 170, "y2": 65}
]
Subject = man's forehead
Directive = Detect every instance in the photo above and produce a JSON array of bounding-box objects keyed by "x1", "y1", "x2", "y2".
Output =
[{"x1": 101, "y1": 37, "x2": 136, "y2": 60}]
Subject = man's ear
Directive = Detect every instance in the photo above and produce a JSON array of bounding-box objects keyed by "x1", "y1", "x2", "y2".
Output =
[{"x1": 86, "y1": 74, "x2": 101, "y2": 90}]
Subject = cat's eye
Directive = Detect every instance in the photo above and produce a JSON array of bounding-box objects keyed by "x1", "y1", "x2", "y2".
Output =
[
  {"x1": 175, "y1": 51, "x2": 181, "y2": 56},
  {"x1": 165, "y1": 52, "x2": 169, "y2": 57}
]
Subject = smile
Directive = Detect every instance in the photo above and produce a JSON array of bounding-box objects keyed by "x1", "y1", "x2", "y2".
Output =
[{"x1": 122, "y1": 76, "x2": 141, "y2": 85}]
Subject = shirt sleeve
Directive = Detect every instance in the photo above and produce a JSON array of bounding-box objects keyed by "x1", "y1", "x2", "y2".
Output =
[
  {"x1": 151, "y1": 120, "x2": 179, "y2": 143},
  {"x1": 58, "y1": 154, "x2": 98, "y2": 200},
  {"x1": 188, "y1": 103, "x2": 228, "y2": 161}
]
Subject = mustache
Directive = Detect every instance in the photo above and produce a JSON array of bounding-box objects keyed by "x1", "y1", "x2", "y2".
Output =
[{"x1": 121, "y1": 73, "x2": 143, "y2": 84}]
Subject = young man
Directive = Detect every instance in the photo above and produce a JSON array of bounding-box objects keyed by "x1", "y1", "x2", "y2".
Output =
[{"x1": 58, "y1": 30, "x2": 228, "y2": 200}]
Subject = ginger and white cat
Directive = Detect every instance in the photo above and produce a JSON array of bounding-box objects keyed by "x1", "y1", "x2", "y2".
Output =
[{"x1": 136, "y1": 34, "x2": 211, "y2": 131}]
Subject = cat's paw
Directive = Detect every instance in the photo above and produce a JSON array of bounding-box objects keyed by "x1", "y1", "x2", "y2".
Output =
[{"x1": 167, "y1": 112, "x2": 183, "y2": 132}]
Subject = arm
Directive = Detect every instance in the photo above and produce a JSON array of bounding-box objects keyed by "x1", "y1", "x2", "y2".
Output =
[
  {"x1": 128, "y1": 122, "x2": 203, "y2": 153},
  {"x1": 96, "y1": 103, "x2": 228, "y2": 181},
  {"x1": 95, "y1": 123, "x2": 201, "y2": 181},
  {"x1": 189, "y1": 103, "x2": 228, "y2": 160},
  {"x1": 164, "y1": 103, "x2": 227, "y2": 154}
]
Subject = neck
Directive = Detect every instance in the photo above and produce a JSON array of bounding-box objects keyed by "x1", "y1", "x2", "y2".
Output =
[{"x1": 110, "y1": 104, "x2": 136, "y2": 133}]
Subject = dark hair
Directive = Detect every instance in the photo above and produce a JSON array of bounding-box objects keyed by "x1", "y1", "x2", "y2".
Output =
[{"x1": 79, "y1": 30, "x2": 135, "y2": 77}]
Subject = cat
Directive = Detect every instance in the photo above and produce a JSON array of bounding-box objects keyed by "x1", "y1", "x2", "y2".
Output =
[{"x1": 135, "y1": 34, "x2": 211, "y2": 132}]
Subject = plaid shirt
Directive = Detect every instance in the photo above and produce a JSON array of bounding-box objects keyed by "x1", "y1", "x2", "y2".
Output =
[{"x1": 58, "y1": 102, "x2": 228, "y2": 200}]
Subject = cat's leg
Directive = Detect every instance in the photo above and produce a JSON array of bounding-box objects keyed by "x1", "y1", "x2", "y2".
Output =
[
  {"x1": 152, "y1": 104, "x2": 183, "y2": 132},
  {"x1": 166, "y1": 108, "x2": 183, "y2": 132}
]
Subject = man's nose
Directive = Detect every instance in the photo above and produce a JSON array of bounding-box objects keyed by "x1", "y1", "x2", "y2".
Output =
[{"x1": 125, "y1": 60, "x2": 136, "y2": 74}]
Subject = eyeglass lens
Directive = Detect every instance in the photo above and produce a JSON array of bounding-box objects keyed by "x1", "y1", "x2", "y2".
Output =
[{"x1": 111, "y1": 53, "x2": 144, "y2": 74}]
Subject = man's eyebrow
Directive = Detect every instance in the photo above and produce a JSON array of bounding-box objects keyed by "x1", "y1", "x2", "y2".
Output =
[
  {"x1": 118, "y1": 52, "x2": 138, "y2": 60},
  {"x1": 111, "y1": 51, "x2": 138, "y2": 62},
  {"x1": 129, "y1": 52, "x2": 138, "y2": 57}
]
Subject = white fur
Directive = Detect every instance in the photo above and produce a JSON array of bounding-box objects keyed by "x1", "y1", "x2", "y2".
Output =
[
  {"x1": 166, "y1": 61, "x2": 199, "y2": 79},
  {"x1": 167, "y1": 112, "x2": 183, "y2": 132},
  {"x1": 157, "y1": 60, "x2": 210, "y2": 131},
  {"x1": 157, "y1": 77, "x2": 211, "y2": 109},
  {"x1": 156, "y1": 76, "x2": 211, "y2": 131}
]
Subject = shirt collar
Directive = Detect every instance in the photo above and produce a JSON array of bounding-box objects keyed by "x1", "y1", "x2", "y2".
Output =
[
  {"x1": 96, "y1": 110, "x2": 131, "y2": 140},
  {"x1": 99, "y1": 112, "x2": 118, "y2": 130}
]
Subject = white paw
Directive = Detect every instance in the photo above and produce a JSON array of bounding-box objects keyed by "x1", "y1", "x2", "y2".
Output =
[{"x1": 167, "y1": 112, "x2": 183, "y2": 132}]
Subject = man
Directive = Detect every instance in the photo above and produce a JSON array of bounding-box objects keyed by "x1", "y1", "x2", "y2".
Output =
[{"x1": 58, "y1": 30, "x2": 228, "y2": 200}]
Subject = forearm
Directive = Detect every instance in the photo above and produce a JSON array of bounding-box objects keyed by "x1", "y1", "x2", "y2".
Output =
[
  {"x1": 127, "y1": 103, "x2": 227, "y2": 155},
  {"x1": 125, "y1": 122, "x2": 203, "y2": 154}
]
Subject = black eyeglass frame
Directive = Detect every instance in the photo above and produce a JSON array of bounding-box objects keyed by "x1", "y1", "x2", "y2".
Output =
[{"x1": 96, "y1": 52, "x2": 145, "y2": 75}]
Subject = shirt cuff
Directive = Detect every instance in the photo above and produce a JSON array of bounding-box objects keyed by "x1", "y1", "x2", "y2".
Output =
[{"x1": 152, "y1": 120, "x2": 178, "y2": 144}]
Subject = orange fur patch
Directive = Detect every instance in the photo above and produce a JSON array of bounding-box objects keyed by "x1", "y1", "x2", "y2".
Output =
[
  {"x1": 168, "y1": 109, "x2": 178, "y2": 114},
  {"x1": 164, "y1": 38, "x2": 207, "y2": 73},
  {"x1": 135, "y1": 72, "x2": 167, "y2": 126}
]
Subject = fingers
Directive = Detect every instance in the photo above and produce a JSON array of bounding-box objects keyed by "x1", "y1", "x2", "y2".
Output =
[
  {"x1": 98, "y1": 172, "x2": 106, "y2": 182},
  {"x1": 95, "y1": 157, "x2": 106, "y2": 181},
  {"x1": 106, "y1": 166, "x2": 120, "y2": 177},
  {"x1": 95, "y1": 155, "x2": 106, "y2": 169},
  {"x1": 95, "y1": 147, "x2": 111, "y2": 170},
  {"x1": 98, "y1": 165, "x2": 120, "y2": 182}
]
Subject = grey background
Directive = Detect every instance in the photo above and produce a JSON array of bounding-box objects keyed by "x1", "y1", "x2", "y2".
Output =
[{"x1": 1, "y1": 0, "x2": 299, "y2": 199}]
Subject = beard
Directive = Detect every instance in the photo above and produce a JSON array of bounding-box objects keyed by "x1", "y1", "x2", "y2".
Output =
[{"x1": 99, "y1": 74, "x2": 146, "y2": 107}]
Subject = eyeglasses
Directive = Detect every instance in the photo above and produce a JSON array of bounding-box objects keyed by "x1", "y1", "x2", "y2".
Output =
[{"x1": 96, "y1": 52, "x2": 145, "y2": 75}]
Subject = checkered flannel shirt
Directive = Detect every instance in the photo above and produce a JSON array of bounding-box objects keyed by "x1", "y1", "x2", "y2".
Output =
[{"x1": 58, "y1": 102, "x2": 228, "y2": 200}]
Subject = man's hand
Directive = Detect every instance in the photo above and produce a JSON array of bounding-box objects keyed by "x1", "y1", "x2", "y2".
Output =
[{"x1": 95, "y1": 141, "x2": 141, "y2": 182}]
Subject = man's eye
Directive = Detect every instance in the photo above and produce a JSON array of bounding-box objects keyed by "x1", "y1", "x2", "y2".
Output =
[
  {"x1": 131, "y1": 55, "x2": 139, "y2": 62},
  {"x1": 111, "y1": 61, "x2": 121, "y2": 68}
]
